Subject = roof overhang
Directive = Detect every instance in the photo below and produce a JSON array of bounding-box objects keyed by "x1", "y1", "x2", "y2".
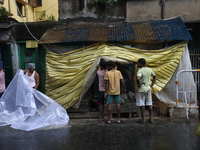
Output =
[
  {"x1": 39, "y1": 17, "x2": 193, "y2": 44},
  {"x1": 0, "y1": 23, "x2": 16, "y2": 29}
]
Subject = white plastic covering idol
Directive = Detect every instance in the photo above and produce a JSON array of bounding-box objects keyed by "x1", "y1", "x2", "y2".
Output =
[{"x1": 0, "y1": 70, "x2": 69, "y2": 131}]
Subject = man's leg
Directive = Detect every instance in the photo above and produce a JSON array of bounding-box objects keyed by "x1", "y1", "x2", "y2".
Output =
[
  {"x1": 146, "y1": 90, "x2": 153, "y2": 123},
  {"x1": 116, "y1": 103, "x2": 121, "y2": 122},
  {"x1": 148, "y1": 105, "x2": 153, "y2": 122},
  {"x1": 107, "y1": 104, "x2": 112, "y2": 123},
  {"x1": 136, "y1": 92, "x2": 145, "y2": 123},
  {"x1": 99, "y1": 104, "x2": 104, "y2": 121},
  {"x1": 97, "y1": 91, "x2": 105, "y2": 121},
  {"x1": 0, "y1": 93, "x2": 3, "y2": 98},
  {"x1": 140, "y1": 106, "x2": 145, "y2": 122}
]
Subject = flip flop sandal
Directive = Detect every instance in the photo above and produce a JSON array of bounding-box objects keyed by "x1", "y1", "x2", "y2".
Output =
[
  {"x1": 106, "y1": 121, "x2": 111, "y2": 124},
  {"x1": 137, "y1": 120, "x2": 145, "y2": 123},
  {"x1": 148, "y1": 120, "x2": 154, "y2": 123}
]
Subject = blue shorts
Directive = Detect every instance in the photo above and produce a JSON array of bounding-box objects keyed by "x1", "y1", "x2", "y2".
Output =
[
  {"x1": 106, "y1": 95, "x2": 121, "y2": 104},
  {"x1": 97, "y1": 91, "x2": 105, "y2": 105}
]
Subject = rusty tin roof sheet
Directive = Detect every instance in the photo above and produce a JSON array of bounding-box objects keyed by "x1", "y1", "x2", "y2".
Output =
[{"x1": 39, "y1": 17, "x2": 192, "y2": 44}]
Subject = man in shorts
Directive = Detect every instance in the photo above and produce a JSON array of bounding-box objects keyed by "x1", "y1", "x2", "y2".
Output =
[
  {"x1": 104, "y1": 61, "x2": 126, "y2": 124},
  {"x1": 136, "y1": 58, "x2": 156, "y2": 123}
]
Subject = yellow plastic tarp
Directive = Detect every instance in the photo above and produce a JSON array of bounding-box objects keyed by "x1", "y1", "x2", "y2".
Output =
[{"x1": 46, "y1": 42, "x2": 187, "y2": 109}]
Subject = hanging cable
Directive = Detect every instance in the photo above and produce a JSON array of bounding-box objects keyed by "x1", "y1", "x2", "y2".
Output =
[{"x1": 13, "y1": 0, "x2": 39, "y2": 41}]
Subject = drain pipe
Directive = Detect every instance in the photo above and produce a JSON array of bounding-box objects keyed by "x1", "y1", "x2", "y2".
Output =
[
  {"x1": 8, "y1": 0, "x2": 11, "y2": 13},
  {"x1": 159, "y1": 0, "x2": 165, "y2": 20}
]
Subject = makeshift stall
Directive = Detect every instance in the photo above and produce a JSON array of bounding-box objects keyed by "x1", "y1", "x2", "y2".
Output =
[{"x1": 43, "y1": 41, "x2": 196, "y2": 114}]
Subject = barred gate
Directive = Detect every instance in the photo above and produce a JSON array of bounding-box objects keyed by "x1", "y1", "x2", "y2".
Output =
[
  {"x1": 190, "y1": 50, "x2": 200, "y2": 95},
  {"x1": 175, "y1": 70, "x2": 199, "y2": 121}
]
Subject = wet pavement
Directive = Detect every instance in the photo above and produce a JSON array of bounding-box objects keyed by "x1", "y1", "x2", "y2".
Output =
[{"x1": 0, "y1": 117, "x2": 200, "y2": 150}]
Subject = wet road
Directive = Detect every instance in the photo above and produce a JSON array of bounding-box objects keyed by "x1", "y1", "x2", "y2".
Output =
[{"x1": 0, "y1": 118, "x2": 199, "y2": 150}]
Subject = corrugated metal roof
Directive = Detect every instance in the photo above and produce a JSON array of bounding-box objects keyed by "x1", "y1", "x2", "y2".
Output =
[
  {"x1": 0, "y1": 17, "x2": 18, "y2": 29},
  {"x1": 39, "y1": 17, "x2": 192, "y2": 44},
  {"x1": 0, "y1": 23, "x2": 15, "y2": 29}
]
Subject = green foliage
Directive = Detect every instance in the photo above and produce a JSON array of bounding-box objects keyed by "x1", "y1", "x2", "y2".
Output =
[
  {"x1": 48, "y1": 15, "x2": 56, "y2": 21},
  {"x1": 92, "y1": 0, "x2": 118, "y2": 4},
  {"x1": 39, "y1": 11, "x2": 56, "y2": 21},
  {"x1": 39, "y1": 11, "x2": 46, "y2": 20},
  {"x1": 0, "y1": 7, "x2": 8, "y2": 17}
]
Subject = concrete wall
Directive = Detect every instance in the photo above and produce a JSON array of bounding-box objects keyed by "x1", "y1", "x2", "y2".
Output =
[
  {"x1": 59, "y1": 0, "x2": 200, "y2": 22},
  {"x1": 127, "y1": 0, "x2": 200, "y2": 22},
  {"x1": 58, "y1": 0, "x2": 126, "y2": 21},
  {"x1": 127, "y1": 0, "x2": 160, "y2": 21},
  {"x1": 3, "y1": 0, "x2": 198, "y2": 22},
  {"x1": 164, "y1": 0, "x2": 200, "y2": 21},
  {"x1": 35, "y1": 0, "x2": 59, "y2": 21}
]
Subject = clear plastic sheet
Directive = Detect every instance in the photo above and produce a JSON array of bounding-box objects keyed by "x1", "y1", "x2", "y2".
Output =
[{"x1": 0, "y1": 70, "x2": 69, "y2": 131}]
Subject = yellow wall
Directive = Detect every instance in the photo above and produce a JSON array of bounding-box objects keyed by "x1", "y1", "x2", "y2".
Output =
[
  {"x1": 0, "y1": 0, "x2": 58, "y2": 22},
  {"x1": 35, "y1": 0, "x2": 59, "y2": 22}
]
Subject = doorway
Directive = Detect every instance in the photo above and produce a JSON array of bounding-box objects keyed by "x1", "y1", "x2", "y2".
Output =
[
  {"x1": 1, "y1": 44, "x2": 13, "y2": 87},
  {"x1": 17, "y1": 42, "x2": 46, "y2": 93}
]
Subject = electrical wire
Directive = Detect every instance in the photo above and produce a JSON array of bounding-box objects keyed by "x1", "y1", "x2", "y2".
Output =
[{"x1": 13, "y1": 0, "x2": 39, "y2": 41}]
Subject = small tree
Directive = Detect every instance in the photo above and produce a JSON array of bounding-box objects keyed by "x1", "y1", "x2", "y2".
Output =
[
  {"x1": 39, "y1": 11, "x2": 56, "y2": 21},
  {"x1": 0, "y1": 7, "x2": 9, "y2": 17},
  {"x1": 48, "y1": 15, "x2": 56, "y2": 21}
]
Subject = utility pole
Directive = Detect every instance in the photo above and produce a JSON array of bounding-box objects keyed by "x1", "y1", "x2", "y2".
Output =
[{"x1": 159, "y1": 0, "x2": 165, "y2": 20}]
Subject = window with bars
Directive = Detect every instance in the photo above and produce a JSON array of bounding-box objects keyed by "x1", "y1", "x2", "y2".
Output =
[
  {"x1": 16, "y1": 3, "x2": 26, "y2": 17},
  {"x1": 0, "y1": 0, "x2": 4, "y2": 4}
]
